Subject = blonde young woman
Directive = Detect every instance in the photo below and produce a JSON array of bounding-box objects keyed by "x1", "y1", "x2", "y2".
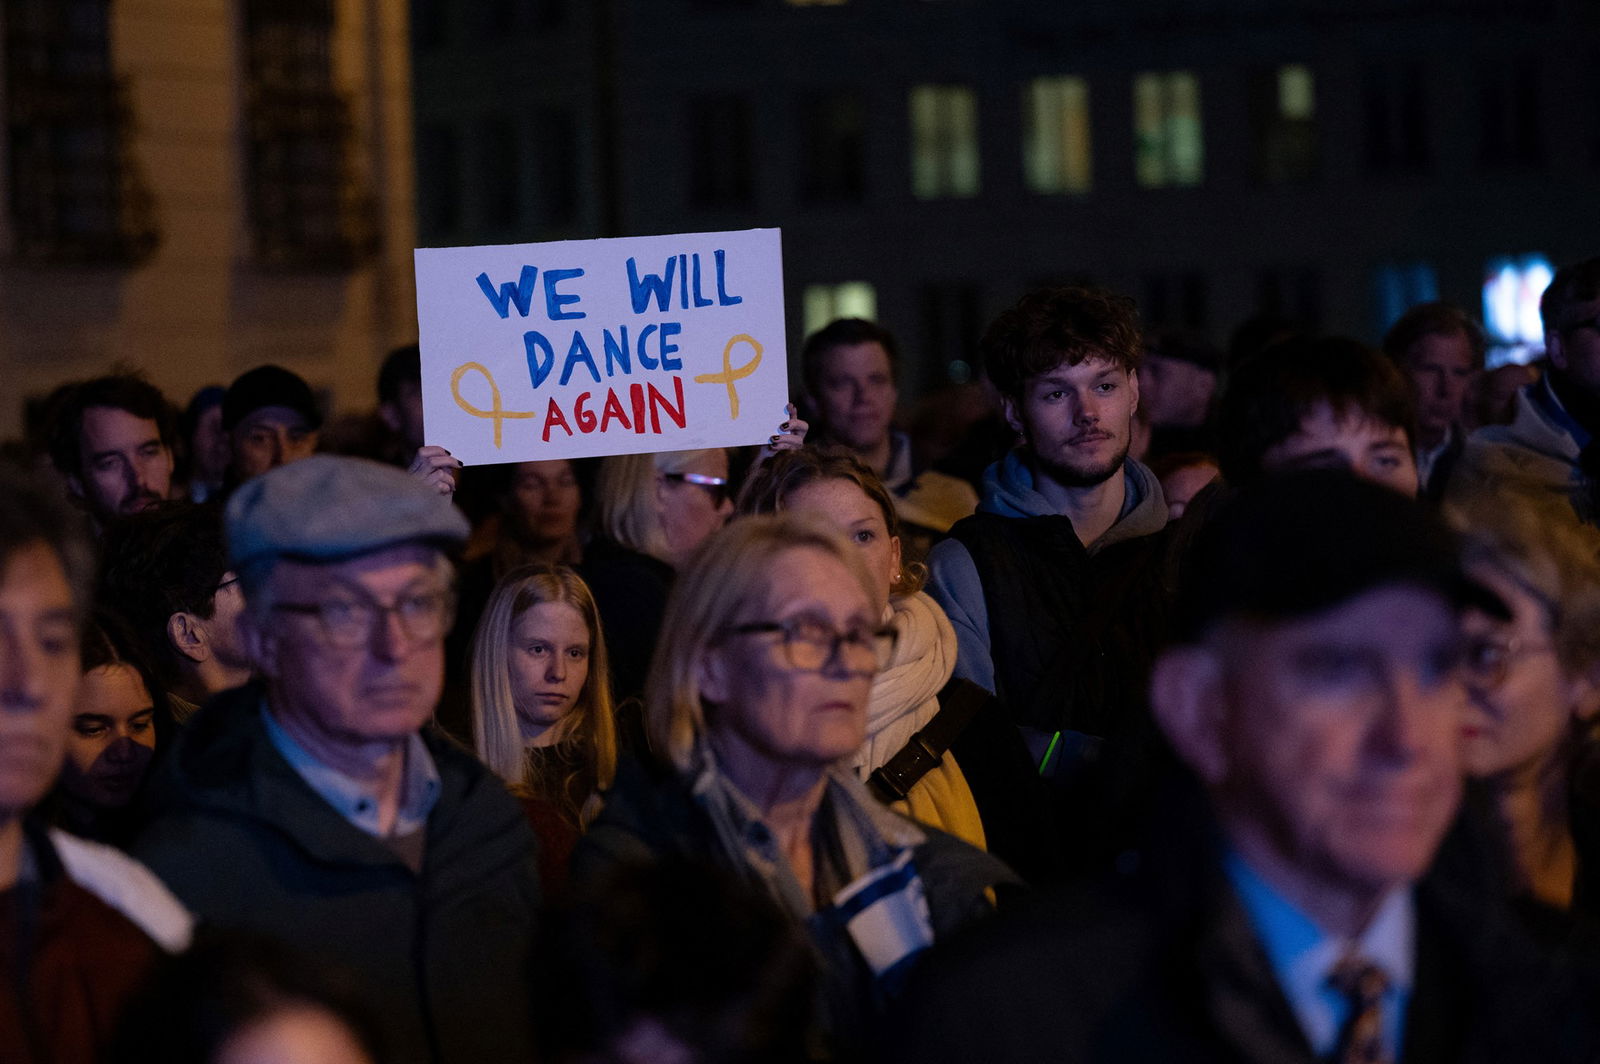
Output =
[
  {"x1": 471, "y1": 565, "x2": 617, "y2": 891},
  {"x1": 573, "y1": 513, "x2": 1015, "y2": 1058}
]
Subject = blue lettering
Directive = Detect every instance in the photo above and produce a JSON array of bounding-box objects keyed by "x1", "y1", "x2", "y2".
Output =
[
  {"x1": 659, "y1": 321, "x2": 683, "y2": 371},
  {"x1": 626, "y1": 257, "x2": 677, "y2": 314},
  {"x1": 690, "y1": 254, "x2": 714, "y2": 308},
  {"x1": 543, "y1": 267, "x2": 586, "y2": 320},
  {"x1": 715, "y1": 249, "x2": 742, "y2": 305},
  {"x1": 477, "y1": 265, "x2": 539, "y2": 319},
  {"x1": 603, "y1": 326, "x2": 632, "y2": 377},
  {"x1": 523, "y1": 330, "x2": 555, "y2": 388},
  {"x1": 637, "y1": 324, "x2": 659, "y2": 370},
  {"x1": 678, "y1": 254, "x2": 689, "y2": 308},
  {"x1": 559, "y1": 331, "x2": 602, "y2": 386}
]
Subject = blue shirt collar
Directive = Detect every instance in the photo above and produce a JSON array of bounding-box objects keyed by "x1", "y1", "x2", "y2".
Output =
[
  {"x1": 1223, "y1": 849, "x2": 1414, "y2": 1058},
  {"x1": 262, "y1": 700, "x2": 440, "y2": 838}
]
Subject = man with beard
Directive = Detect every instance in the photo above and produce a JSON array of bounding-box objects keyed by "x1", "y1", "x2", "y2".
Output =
[
  {"x1": 927, "y1": 287, "x2": 1170, "y2": 871},
  {"x1": 47, "y1": 374, "x2": 177, "y2": 530}
]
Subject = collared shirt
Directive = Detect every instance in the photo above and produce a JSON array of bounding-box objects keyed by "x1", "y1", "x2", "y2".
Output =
[
  {"x1": 1415, "y1": 424, "x2": 1457, "y2": 489},
  {"x1": 1224, "y1": 850, "x2": 1415, "y2": 1060},
  {"x1": 263, "y1": 703, "x2": 441, "y2": 838}
]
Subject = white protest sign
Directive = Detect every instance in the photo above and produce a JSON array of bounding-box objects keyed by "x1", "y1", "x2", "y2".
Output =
[{"x1": 414, "y1": 228, "x2": 787, "y2": 466}]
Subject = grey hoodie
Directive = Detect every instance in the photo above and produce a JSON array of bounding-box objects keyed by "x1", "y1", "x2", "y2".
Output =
[{"x1": 925, "y1": 451, "x2": 1168, "y2": 693}]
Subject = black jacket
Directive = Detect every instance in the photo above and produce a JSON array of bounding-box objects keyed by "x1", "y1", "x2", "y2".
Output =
[
  {"x1": 573, "y1": 753, "x2": 1020, "y2": 1060},
  {"x1": 895, "y1": 794, "x2": 1600, "y2": 1064},
  {"x1": 133, "y1": 684, "x2": 542, "y2": 1064}
]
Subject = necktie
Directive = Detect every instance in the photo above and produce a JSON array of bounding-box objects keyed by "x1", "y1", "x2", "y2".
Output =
[{"x1": 1328, "y1": 954, "x2": 1392, "y2": 1064}]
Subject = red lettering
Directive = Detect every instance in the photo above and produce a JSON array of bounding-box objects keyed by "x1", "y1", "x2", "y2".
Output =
[
  {"x1": 575, "y1": 391, "x2": 597, "y2": 433},
  {"x1": 599, "y1": 389, "x2": 631, "y2": 433},
  {"x1": 630, "y1": 382, "x2": 647, "y2": 434},
  {"x1": 541, "y1": 397, "x2": 572, "y2": 442},
  {"x1": 647, "y1": 375, "x2": 687, "y2": 434}
]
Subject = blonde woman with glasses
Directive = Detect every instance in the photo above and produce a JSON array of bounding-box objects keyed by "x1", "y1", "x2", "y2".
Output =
[{"x1": 573, "y1": 513, "x2": 1016, "y2": 1058}]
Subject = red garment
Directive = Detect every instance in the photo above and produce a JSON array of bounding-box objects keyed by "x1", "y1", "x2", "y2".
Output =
[
  {"x1": 0, "y1": 875, "x2": 159, "y2": 1064},
  {"x1": 519, "y1": 793, "x2": 579, "y2": 897}
]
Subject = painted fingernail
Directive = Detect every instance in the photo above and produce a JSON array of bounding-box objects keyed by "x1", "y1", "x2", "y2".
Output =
[{"x1": 770, "y1": 435, "x2": 780, "y2": 444}]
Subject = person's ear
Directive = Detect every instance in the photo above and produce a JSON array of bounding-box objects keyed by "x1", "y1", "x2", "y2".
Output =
[
  {"x1": 1128, "y1": 367, "x2": 1141, "y2": 414},
  {"x1": 1568, "y1": 663, "x2": 1600, "y2": 723},
  {"x1": 166, "y1": 612, "x2": 211, "y2": 665},
  {"x1": 1149, "y1": 645, "x2": 1229, "y2": 785},
  {"x1": 889, "y1": 534, "x2": 904, "y2": 591},
  {"x1": 697, "y1": 647, "x2": 730, "y2": 705},
  {"x1": 378, "y1": 401, "x2": 402, "y2": 434},
  {"x1": 1000, "y1": 394, "x2": 1026, "y2": 440}
]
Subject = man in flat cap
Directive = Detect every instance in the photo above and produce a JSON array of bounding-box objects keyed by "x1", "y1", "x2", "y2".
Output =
[
  {"x1": 134, "y1": 455, "x2": 540, "y2": 1064},
  {"x1": 898, "y1": 471, "x2": 1598, "y2": 1063}
]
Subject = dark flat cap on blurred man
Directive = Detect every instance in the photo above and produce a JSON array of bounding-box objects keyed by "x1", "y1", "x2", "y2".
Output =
[{"x1": 897, "y1": 471, "x2": 1598, "y2": 1064}]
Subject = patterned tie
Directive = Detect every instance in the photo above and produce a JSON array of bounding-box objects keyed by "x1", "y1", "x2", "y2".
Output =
[{"x1": 1328, "y1": 954, "x2": 1392, "y2": 1064}]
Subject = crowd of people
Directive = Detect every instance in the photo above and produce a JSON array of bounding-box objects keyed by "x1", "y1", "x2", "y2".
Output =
[{"x1": 6, "y1": 254, "x2": 1600, "y2": 1063}]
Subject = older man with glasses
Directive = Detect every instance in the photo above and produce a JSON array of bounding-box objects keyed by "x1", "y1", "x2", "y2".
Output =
[{"x1": 134, "y1": 455, "x2": 541, "y2": 1064}]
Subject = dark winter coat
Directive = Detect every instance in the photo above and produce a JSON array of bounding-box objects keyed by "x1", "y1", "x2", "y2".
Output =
[{"x1": 133, "y1": 684, "x2": 541, "y2": 1064}]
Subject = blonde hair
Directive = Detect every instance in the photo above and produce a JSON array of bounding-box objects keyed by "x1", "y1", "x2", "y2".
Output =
[
  {"x1": 592, "y1": 448, "x2": 726, "y2": 564},
  {"x1": 469, "y1": 564, "x2": 617, "y2": 826},
  {"x1": 1448, "y1": 485, "x2": 1600, "y2": 677},
  {"x1": 644, "y1": 512, "x2": 878, "y2": 774},
  {"x1": 736, "y1": 446, "x2": 926, "y2": 596}
]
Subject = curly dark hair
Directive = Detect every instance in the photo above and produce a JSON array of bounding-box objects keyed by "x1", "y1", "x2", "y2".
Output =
[{"x1": 980, "y1": 285, "x2": 1143, "y2": 400}]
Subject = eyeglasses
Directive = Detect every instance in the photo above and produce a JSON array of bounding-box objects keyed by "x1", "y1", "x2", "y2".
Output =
[
  {"x1": 662, "y1": 471, "x2": 730, "y2": 506},
  {"x1": 274, "y1": 589, "x2": 455, "y2": 649},
  {"x1": 1461, "y1": 634, "x2": 1555, "y2": 693},
  {"x1": 725, "y1": 617, "x2": 897, "y2": 676}
]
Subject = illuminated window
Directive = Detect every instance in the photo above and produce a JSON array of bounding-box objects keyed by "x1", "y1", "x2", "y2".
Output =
[
  {"x1": 1133, "y1": 71, "x2": 1203, "y2": 188},
  {"x1": 1023, "y1": 76, "x2": 1092, "y2": 194},
  {"x1": 909, "y1": 84, "x2": 979, "y2": 199},
  {"x1": 803, "y1": 283, "x2": 877, "y2": 337},
  {"x1": 1251, "y1": 64, "x2": 1318, "y2": 183},
  {"x1": 1483, "y1": 255, "x2": 1554, "y2": 358},
  {"x1": 1372, "y1": 262, "x2": 1440, "y2": 336}
]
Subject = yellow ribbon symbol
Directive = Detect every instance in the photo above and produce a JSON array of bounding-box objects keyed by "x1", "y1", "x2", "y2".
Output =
[
  {"x1": 451, "y1": 362, "x2": 536, "y2": 448},
  {"x1": 693, "y1": 334, "x2": 763, "y2": 420}
]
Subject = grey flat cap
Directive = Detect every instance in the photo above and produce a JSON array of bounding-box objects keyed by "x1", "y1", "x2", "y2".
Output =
[{"x1": 227, "y1": 454, "x2": 469, "y2": 569}]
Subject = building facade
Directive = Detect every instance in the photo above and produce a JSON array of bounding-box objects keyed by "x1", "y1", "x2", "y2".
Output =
[
  {"x1": 0, "y1": 0, "x2": 417, "y2": 441},
  {"x1": 412, "y1": 0, "x2": 1599, "y2": 396}
]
